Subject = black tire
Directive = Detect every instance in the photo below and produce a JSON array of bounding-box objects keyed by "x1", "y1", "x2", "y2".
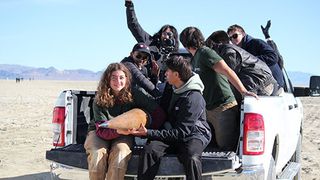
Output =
[{"x1": 291, "y1": 132, "x2": 302, "y2": 180}]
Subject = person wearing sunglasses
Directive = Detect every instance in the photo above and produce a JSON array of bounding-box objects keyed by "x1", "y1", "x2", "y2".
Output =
[
  {"x1": 261, "y1": 20, "x2": 284, "y2": 69},
  {"x1": 227, "y1": 24, "x2": 284, "y2": 88},
  {"x1": 124, "y1": 0, "x2": 179, "y2": 83},
  {"x1": 124, "y1": 0, "x2": 180, "y2": 113},
  {"x1": 121, "y1": 43, "x2": 162, "y2": 99},
  {"x1": 205, "y1": 30, "x2": 281, "y2": 103}
]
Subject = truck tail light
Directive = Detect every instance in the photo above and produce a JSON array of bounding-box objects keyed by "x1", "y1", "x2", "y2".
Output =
[
  {"x1": 243, "y1": 113, "x2": 265, "y2": 155},
  {"x1": 52, "y1": 107, "x2": 65, "y2": 147}
]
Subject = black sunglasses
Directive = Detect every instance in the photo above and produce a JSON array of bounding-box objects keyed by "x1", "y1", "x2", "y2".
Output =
[
  {"x1": 135, "y1": 53, "x2": 148, "y2": 61},
  {"x1": 230, "y1": 33, "x2": 240, "y2": 40}
]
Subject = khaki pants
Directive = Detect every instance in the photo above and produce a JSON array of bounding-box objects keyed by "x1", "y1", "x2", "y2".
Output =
[
  {"x1": 84, "y1": 131, "x2": 133, "y2": 180},
  {"x1": 206, "y1": 101, "x2": 239, "y2": 151}
]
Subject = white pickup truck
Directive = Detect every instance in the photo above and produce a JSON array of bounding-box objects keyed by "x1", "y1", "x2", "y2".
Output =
[{"x1": 46, "y1": 68, "x2": 303, "y2": 180}]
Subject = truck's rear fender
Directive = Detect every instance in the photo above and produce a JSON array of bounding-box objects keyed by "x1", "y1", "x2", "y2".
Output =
[
  {"x1": 241, "y1": 94, "x2": 302, "y2": 178},
  {"x1": 241, "y1": 96, "x2": 281, "y2": 167}
]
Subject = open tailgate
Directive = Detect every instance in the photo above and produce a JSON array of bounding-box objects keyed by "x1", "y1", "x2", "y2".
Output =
[{"x1": 46, "y1": 144, "x2": 238, "y2": 176}]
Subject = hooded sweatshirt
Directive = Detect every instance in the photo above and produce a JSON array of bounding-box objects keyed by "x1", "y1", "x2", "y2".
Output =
[{"x1": 147, "y1": 74, "x2": 212, "y2": 146}]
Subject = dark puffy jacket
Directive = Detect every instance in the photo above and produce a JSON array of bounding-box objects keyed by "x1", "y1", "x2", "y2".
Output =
[
  {"x1": 121, "y1": 57, "x2": 161, "y2": 98},
  {"x1": 214, "y1": 43, "x2": 277, "y2": 94},
  {"x1": 126, "y1": 2, "x2": 180, "y2": 83},
  {"x1": 148, "y1": 90, "x2": 211, "y2": 145},
  {"x1": 241, "y1": 35, "x2": 284, "y2": 87}
]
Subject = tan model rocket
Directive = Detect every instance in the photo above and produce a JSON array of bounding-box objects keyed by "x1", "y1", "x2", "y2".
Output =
[{"x1": 98, "y1": 108, "x2": 148, "y2": 130}]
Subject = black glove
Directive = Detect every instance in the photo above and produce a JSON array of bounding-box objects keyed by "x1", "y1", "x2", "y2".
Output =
[
  {"x1": 261, "y1": 20, "x2": 271, "y2": 39},
  {"x1": 125, "y1": 0, "x2": 133, "y2": 7}
]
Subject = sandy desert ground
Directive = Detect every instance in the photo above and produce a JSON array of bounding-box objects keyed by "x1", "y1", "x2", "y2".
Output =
[{"x1": 0, "y1": 79, "x2": 319, "y2": 179}]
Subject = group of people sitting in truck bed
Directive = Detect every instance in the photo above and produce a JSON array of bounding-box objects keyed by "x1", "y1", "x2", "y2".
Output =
[{"x1": 84, "y1": 1, "x2": 285, "y2": 180}]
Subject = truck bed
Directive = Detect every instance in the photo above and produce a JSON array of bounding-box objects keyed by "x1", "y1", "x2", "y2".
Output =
[{"x1": 46, "y1": 144, "x2": 237, "y2": 176}]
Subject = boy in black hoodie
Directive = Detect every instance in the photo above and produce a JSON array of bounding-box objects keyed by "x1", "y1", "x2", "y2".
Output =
[{"x1": 126, "y1": 55, "x2": 211, "y2": 180}]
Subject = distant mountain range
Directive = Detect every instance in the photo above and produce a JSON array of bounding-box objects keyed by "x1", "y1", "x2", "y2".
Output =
[
  {"x1": 0, "y1": 64, "x2": 318, "y2": 87},
  {"x1": 0, "y1": 64, "x2": 102, "y2": 81},
  {"x1": 287, "y1": 71, "x2": 316, "y2": 87}
]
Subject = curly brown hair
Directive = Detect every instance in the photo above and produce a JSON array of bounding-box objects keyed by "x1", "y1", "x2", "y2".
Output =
[{"x1": 95, "y1": 63, "x2": 133, "y2": 107}]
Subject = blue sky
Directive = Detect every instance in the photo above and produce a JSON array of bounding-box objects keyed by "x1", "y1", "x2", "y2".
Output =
[{"x1": 0, "y1": 0, "x2": 319, "y2": 75}]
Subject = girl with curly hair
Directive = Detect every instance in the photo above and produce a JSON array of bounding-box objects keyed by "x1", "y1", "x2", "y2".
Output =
[{"x1": 84, "y1": 63, "x2": 165, "y2": 180}]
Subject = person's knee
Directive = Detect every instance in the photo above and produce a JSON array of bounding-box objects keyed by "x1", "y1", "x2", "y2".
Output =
[
  {"x1": 109, "y1": 143, "x2": 132, "y2": 167},
  {"x1": 111, "y1": 142, "x2": 131, "y2": 155},
  {"x1": 88, "y1": 148, "x2": 108, "y2": 162},
  {"x1": 181, "y1": 154, "x2": 201, "y2": 166},
  {"x1": 108, "y1": 155, "x2": 131, "y2": 169},
  {"x1": 87, "y1": 148, "x2": 108, "y2": 174},
  {"x1": 190, "y1": 154, "x2": 201, "y2": 162}
]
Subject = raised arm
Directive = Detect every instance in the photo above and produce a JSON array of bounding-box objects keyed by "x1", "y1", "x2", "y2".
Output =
[{"x1": 125, "y1": 0, "x2": 152, "y2": 44}]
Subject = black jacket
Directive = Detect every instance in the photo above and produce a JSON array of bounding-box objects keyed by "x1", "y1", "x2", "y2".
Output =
[
  {"x1": 267, "y1": 40, "x2": 284, "y2": 69},
  {"x1": 241, "y1": 35, "x2": 284, "y2": 87},
  {"x1": 147, "y1": 74, "x2": 211, "y2": 146},
  {"x1": 214, "y1": 43, "x2": 277, "y2": 94},
  {"x1": 121, "y1": 57, "x2": 161, "y2": 98},
  {"x1": 126, "y1": 2, "x2": 175, "y2": 83},
  {"x1": 126, "y1": 2, "x2": 163, "y2": 62}
]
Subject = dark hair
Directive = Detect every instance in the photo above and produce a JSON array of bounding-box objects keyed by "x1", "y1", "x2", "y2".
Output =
[
  {"x1": 206, "y1": 30, "x2": 230, "y2": 49},
  {"x1": 153, "y1": 25, "x2": 179, "y2": 52},
  {"x1": 227, "y1": 24, "x2": 246, "y2": 34},
  {"x1": 95, "y1": 63, "x2": 133, "y2": 107},
  {"x1": 165, "y1": 55, "x2": 192, "y2": 82},
  {"x1": 179, "y1": 27, "x2": 205, "y2": 49}
]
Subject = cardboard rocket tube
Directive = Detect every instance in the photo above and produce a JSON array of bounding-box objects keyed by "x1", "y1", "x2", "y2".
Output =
[{"x1": 99, "y1": 108, "x2": 148, "y2": 130}]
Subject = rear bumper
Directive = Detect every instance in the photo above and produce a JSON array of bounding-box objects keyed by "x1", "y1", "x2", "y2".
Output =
[
  {"x1": 48, "y1": 161, "x2": 89, "y2": 180},
  {"x1": 203, "y1": 165, "x2": 265, "y2": 180},
  {"x1": 48, "y1": 161, "x2": 264, "y2": 180}
]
